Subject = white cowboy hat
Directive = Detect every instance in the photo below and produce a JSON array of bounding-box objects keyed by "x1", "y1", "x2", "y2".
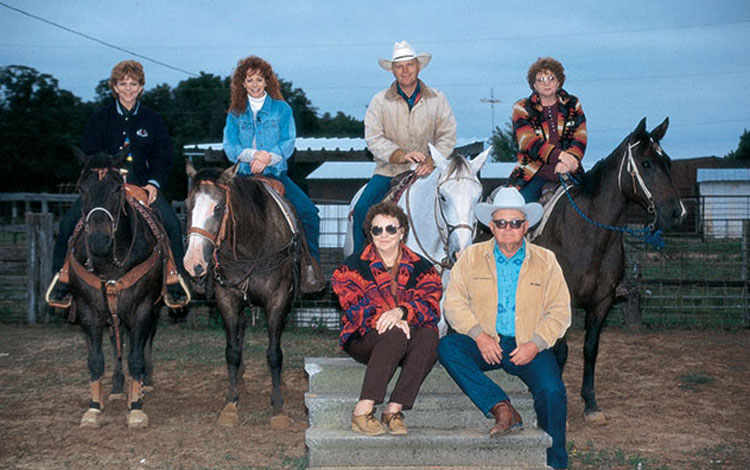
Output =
[
  {"x1": 378, "y1": 41, "x2": 432, "y2": 72},
  {"x1": 475, "y1": 187, "x2": 544, "y2": 228}
]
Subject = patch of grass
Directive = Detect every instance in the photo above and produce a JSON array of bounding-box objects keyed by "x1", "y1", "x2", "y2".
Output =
[
  {"x1": 676, "y1": 371, "x2": 716, "y2": 391},
  {"x1": 570, "y1": 441, "x2": 668, "y2": 470}
]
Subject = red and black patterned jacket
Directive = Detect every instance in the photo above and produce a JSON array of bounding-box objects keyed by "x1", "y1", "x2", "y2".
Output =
[
  {"x1": 508, "y1": 89, "x2": 587, "y2": 189},
  {"x1": 332, "y1": 243, "x2": 442, "y2": 349}
]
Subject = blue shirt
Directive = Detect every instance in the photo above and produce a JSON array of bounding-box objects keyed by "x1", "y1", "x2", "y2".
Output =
[{"x1": 493, "y1": 240, "x2": 526, "y2": 337}]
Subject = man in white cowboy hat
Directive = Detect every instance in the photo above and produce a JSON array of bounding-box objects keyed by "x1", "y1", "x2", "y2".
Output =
[
  {"x1": 437, "y1": 187, "x2": 571, "y2": 470},
  {"x1": 351, "y1": 40, "x2": 456, "y2": 254}
]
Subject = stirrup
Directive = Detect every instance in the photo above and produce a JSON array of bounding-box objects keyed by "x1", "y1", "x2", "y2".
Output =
[
  {"x1": 45, "y1": 272, "x2": 72, "y2": 309},
  {"x1": 164, "y1": 274, "x2": 192, "y2": 308}
]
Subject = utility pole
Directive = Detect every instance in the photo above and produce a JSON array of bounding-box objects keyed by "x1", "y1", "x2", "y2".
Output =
[{"x1": 480, "y1": 88, "x2": 502, "y2": 134}]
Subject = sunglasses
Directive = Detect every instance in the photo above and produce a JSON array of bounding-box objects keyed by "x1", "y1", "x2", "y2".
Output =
[
  {"x1": 370, "y1": 224, "x2": 400, "y2": 236},
  {"x1": 491, "y1": 218, "x2": 526, "y2": 230}
]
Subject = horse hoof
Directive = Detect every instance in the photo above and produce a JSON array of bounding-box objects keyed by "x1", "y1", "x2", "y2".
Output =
[
  {"x1": 127, "y1": 409, "x2": 149, "y2": 428},
  {"x1": 143, "y1": 385, "x2": 154, "y2": 394},
  {"x1": 108, "y1": 393, "x2": 125, "y2": 401},
  {"x1": 584, "y1": 410, "x2": 607, "y2": 425},
  {"x1": 269, "y1": 413, "x2": 292, "y2": 430},
  {"x1": 80, "y1": 408, "x2": 102, "y2": 428},
  {"x1": 216, "y1": 402, "x2": 239, "y2": 427}
]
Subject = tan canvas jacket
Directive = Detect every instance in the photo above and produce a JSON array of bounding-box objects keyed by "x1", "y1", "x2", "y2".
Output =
[
  {"x1": 364, "y1": 80, "x2": 456, "y2": 177},
  {"x1": 443, "y1": 239, "x2": 572, "y2": 351}
]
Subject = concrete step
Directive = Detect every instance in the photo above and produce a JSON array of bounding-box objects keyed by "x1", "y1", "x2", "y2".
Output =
[
  {"x1": 305, "y1": 392, "x2": 538, "y2": 430},
  {"x1": 305, "y1": 427, "x2": 551, "y2": 469},
  {"x1": 305, "y1": 357, "x2": 529, "y2": 395}
]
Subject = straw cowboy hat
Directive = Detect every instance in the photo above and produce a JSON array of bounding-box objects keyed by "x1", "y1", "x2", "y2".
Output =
[
  {"x1": 475, "y1": 187, "x2": 544, "y2": 228},
  {"x1": 378, "y1": 41, "x2": 432, "y2": 71}
]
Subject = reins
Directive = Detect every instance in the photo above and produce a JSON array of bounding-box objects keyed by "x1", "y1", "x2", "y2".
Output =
[
  {"x1": 188, "y1": 179, "x2": 296, "y2": 298},
  {"x1": 558, "y1": 140, "x2": 665, "y2": 249}
]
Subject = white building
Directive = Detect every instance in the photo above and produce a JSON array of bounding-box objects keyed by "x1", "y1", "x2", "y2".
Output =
[{"x1": 697, "y1": 168, "x2": 750, "y2": 238}]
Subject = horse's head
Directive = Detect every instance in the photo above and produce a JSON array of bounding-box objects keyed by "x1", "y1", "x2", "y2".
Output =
[
  {"x1": 619, "y1": 118, "x2": 686, "y2": 231},
  {"x1": 430, "y1": 144, "x2": 491, "y2": 265},
  {"x1": 73, "y1": 147, "x2": 127, "y2": 257},
  {"x1": 183, "y1": 162, "x2": 236, "y2": 279}
]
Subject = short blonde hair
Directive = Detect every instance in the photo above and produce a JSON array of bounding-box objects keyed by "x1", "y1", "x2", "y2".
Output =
[{"x1": 108, "y1": 60, "x2": 145, "y2": 97}]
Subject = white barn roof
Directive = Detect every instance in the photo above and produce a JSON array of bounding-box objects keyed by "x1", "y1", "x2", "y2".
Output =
[
  {"x1": 696, "y1": 168, "x2": 750, "y2": 183},
  {"x1": 184, "y1": 137, "x2": 486, "y2": 154}
]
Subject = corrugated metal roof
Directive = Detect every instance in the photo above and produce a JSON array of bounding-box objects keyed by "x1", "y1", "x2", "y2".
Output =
[
  {"x1": 307, "y1": 162, "x2": 375, "y2": 179},
  {"x1": 184, "y1": 137, "x2": 485, "y2": 153},
  {"x1": 697, "y1": 168, "x2": 750, "y2": 183}
]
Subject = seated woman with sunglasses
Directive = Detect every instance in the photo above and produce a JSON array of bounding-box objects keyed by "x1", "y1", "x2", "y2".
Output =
[
  {"x1": 332, "y1": 202, "x2": 442, "y2": 436},
  {"x1": 507, "y1": 57, "x2": 587, "y2": 203}
]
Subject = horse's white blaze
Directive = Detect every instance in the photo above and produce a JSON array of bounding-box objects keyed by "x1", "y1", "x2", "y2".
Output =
[{"x1": 183, "y1": 193, "x2": 218, "y2": 277}]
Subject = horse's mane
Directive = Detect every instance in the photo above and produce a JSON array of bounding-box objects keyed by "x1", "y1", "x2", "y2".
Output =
[
  {"x1": 444, "y1": 153, "x2": 473, "y2": 179},
  {"x1": 193, "y1": 167, "x2": 267, "y2": 224},
  {"x1": 577, "y1": 135, "x2": 629, "y2": 198}
]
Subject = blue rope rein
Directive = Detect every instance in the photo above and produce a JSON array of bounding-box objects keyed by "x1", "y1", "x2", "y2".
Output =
[{"x1": 558, "y1": 174, "x2": 665, "y2": 250}]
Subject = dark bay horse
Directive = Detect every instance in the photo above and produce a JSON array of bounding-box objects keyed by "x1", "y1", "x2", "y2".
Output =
[
  {"x1": 183, "y1": 163, "x2": 297, "y2": 428},
  {"x1": 58, "y1": 149, "x2": 171, "y2": 428},
  {"x1": 534, "y1": 117, "x2": 686, "y2": 423}
]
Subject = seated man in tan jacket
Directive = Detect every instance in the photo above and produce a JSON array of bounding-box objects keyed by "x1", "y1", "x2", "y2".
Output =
[
  {"x1": 351, "y1": 40, "x2": 456, "y2": 254},
  {"x1": 438, "y1": 187, "x2": 571, "y2": 470}
]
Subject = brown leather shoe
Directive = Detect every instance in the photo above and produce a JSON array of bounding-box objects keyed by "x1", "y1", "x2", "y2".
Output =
[
  {"x1": 489, "y1": 399, "x2": 523, "y2": 437},
  {"x1": 351, "y1": 410, "x2": 386, "y2": 436},
  {"x1": 381, "y1": 410, "x2": 407, "y2": 435}
]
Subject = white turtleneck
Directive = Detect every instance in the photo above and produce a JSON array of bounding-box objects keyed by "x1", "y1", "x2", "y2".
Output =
[{"x1": 248, "y1": 92, "x2": 266, "y2": 115}]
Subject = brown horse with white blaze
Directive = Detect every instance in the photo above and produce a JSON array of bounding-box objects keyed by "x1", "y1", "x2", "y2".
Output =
[{"x1": 183, "y1": 162, "x2": 297, "y2": 428}]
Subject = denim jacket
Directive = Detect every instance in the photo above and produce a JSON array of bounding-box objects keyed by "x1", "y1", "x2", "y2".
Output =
[{"x1": 223, "y1": 97, "x2": 296, "y2": 176}]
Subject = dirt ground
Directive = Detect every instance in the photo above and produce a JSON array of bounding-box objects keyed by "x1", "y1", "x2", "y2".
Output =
[{"x1": 0, "y1": 322, "x2": 748, "y2": 470}]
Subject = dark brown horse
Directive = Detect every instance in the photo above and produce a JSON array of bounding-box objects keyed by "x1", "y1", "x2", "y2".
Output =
[
  {"x1": 535, "y1": 117, "x2": 686, "y2": 423},
  {"x1": 183, "y1": 163, "x2": 297, "y2": 428},
  {"x1": 58, "y1": 149, "x2": 172, "y2": 428}
]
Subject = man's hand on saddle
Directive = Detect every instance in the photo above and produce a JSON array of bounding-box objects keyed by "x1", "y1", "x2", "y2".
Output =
[
  {"x1": 404, "y1": 151, "x2": 433, "y2": 177},
  {"x1": 144, "y1": 184, "x2": 158, "y2": 205},
  {"x1": 509, "y1": 341, "x2": 539, "y2": 366},
  {"x1": 475, "y1": 332, "x2": 503, "y2": 365},
  {"x1": 555, "y1": 151, "x2": 580, "y2": 175}
]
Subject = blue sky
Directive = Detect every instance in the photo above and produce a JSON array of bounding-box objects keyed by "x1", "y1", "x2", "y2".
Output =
[{"x1": 1, "y1": 0, "x2": 749, "y2": 163}]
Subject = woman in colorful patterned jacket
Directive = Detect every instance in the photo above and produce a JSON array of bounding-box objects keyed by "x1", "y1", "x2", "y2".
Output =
[
  {"x1": 507, "y1": 57, "x2": 587, "y2": 202},
  {"x1": 332, "y1": 202, "x2": 442, "y2": 437}
]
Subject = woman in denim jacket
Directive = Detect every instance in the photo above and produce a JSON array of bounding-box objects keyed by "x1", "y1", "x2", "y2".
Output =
[{"x1": 223, "y1": 56, "x2": 321, "y2": 270}]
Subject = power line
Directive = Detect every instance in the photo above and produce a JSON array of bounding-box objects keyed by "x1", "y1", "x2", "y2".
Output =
[{"x1": 0, "y1": 1, "x2": 198, "y2": 77}]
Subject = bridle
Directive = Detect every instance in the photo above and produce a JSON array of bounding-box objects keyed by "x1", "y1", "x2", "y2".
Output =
[
  {"x1": 186, "y1": 179, "x2": 234, "y2": 251},
  {"x1": 405, "y1": 171, "x2": 482, "y2": 272},
  {"x1": 80, "y1": 167, "x2": 126, "y2": 267},
  {"x1": 617, "y1": 138, "x2": 659, "y2": 230}
]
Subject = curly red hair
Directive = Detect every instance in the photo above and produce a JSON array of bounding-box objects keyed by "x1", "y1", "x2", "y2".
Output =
[{"x1": 228, "y1": 56, "x2": 284, "y2": 115}]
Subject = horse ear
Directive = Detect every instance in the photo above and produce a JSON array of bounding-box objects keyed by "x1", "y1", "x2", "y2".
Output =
[
  {"x1": 220, "y1": 162, "x2": 240, "y2": 183},
  {"x1": 634, "y1": 117, "x2": 648, "y2": 138},
  {"x1": 71, "y1": 145, "x2": 89, "y2": 166},
  {"x1": 429, "y1": 143, "x2": 448, "y2": 171},
  {"x1": 650, "y1": 117, "x2": 669, "y2": 142},
  {"x1": 470, "y1": 146, "x2": 492, "y2": 174},
  {"x1": 113, "y1": 147, "x2": 129, "y2": 168},
  {"x1": 186, "y1": 159, "x2": 197, "y2": 180}
]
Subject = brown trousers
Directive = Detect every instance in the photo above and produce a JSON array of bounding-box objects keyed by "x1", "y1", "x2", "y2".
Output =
[{"x1": 345, "y1": 326, "x2": 438, "y2": 410}]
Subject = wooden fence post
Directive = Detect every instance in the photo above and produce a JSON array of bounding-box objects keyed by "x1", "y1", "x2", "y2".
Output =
[
  {"x1": 743, "y1": 220, "x2": 750, "y2": 328},
  {"x1": 25, "y1": 212, "x2": 54, "y2": 324}
]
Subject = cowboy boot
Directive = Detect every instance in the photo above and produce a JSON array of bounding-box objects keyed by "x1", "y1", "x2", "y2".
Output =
[{"x1": 489, "y1": 399, "x2": 523, "y2": 437}]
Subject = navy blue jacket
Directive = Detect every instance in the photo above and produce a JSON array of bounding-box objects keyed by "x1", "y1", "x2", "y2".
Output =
[{"x1": 82, "y1": 100, "x2": 173, "y2": 189}]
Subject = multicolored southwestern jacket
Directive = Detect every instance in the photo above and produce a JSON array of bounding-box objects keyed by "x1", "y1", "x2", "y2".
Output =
[
  {"x1": 332, "y1": 243, "x2": 442, "y2": 348},
  {"x1": 507, "y1": 89, "x2": 587, "y2": 189}
]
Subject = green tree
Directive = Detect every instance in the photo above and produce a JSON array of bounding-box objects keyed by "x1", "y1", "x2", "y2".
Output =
[
  {"x1": 318, "y1": 111, "x2": 364, "y2": 137},
  {"x1": 488, "y1": 121, "x2": 518, "y2": 162},
  {"x1": 280, "y1": 78, "x2": 320, "y2": 136},
  {"x1": 726, "y1": 129, "x2": 750, "y2": 161},
  {"x1": 0, "y1": 65, "x2": 93, "y2": 192}
]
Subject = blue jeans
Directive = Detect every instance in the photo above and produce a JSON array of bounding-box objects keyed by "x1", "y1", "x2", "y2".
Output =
[
  {"x1": 438, "y1": 333, "x2": 567, "y2": 469},
  {"x1": 519, "y1": 175, "x2": 547, "y2": 203},
  {"x1": 274, "y1": 172, "x2": 320, "y2": 262},
  {"x1": 352, "y1": 174, "x2": 392, "y2": 254}
]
